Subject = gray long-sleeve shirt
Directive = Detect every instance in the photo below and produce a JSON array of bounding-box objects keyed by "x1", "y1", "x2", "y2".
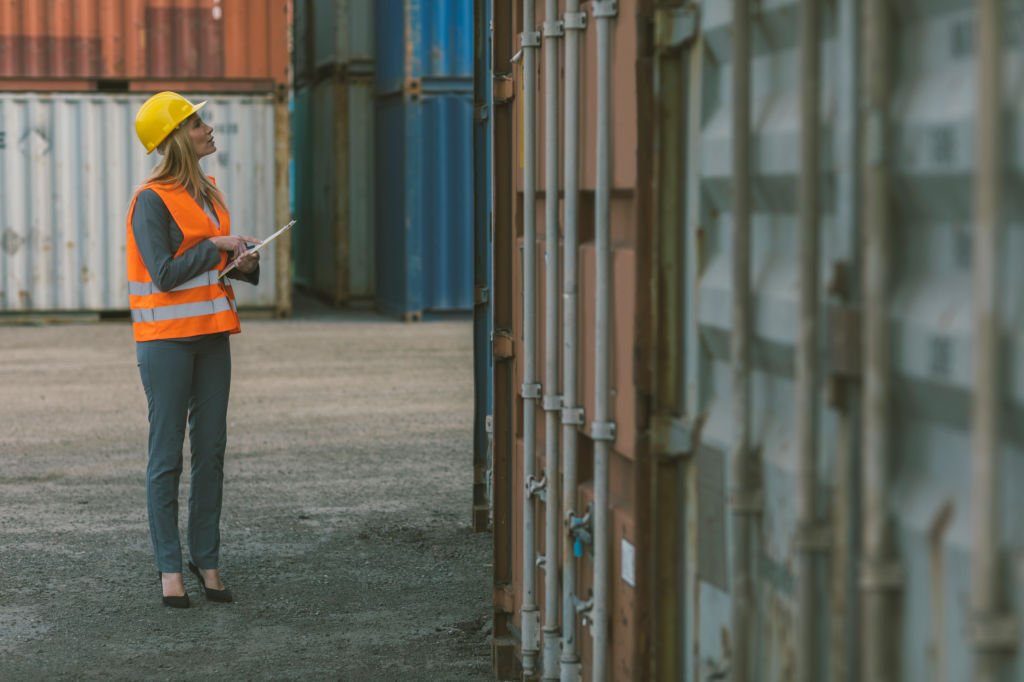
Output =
[{"x1": 130, "y1": 189, "x2": 260, "y2": 293}]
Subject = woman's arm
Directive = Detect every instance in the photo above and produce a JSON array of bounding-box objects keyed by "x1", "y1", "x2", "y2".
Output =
[{"x1": 131, "y1": 189, "x2": 221, "y2": 292}]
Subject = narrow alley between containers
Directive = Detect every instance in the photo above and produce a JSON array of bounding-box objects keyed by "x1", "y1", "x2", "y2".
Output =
[{"x1": 0, "y1": 302, "x2": 491, "y2": 681}]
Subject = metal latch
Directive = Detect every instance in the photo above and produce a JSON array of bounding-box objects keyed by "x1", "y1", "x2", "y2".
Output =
[
  {"x1": 492, "y1": 329, "x2": 514, "y2": 360},
  {"x1": 492, "y1": 75, "x2": 514, "y2": 103},
  {"x1": 654, "y1": 4, "x2": 699, "y2": 50},
  {"x1": 650, "y1": 414, "x2": 697, "y2": 457},
  {"x1": 474, "y1": 286, "x2": 489, "y2": 305}
]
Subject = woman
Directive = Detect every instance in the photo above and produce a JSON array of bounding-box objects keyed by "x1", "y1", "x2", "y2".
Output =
[{"x1": 127, "y1": 91, "x2": 261, "y2": 608}]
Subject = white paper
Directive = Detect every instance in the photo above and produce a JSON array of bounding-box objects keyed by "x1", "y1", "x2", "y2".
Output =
[{"x1": 219, "y1": 219, "x2": 297, "y2": 279}]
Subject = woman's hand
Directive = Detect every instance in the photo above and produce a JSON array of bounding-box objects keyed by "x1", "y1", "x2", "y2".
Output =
[
  {"x1": 209, "y1": 235, "x2": 261, "y2": 253},
  {"x1": 235, "y1": 248, "x2": 260, "y2": 274}
]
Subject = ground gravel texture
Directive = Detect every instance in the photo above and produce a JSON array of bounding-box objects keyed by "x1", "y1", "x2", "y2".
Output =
[{"x1": 0, "y1": 307, "x2": 491, "y2": 681}]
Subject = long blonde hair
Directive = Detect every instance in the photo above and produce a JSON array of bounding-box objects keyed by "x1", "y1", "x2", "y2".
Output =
[{"x1": 148, "y1": 120, "x2": 226, "y2": 211}]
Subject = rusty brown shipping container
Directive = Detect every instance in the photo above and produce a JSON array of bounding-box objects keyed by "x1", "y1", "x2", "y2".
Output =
[
  {"x1": 490, "y1": 0, "x2": 652, "y2": 678},
  {"x1": 0, "y1": 0, "x2": 289, "y2": 92}
]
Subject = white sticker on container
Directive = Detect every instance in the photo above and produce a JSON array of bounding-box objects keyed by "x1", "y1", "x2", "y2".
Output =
[{"x1": 621, "y1": 538, "x2": 635, "y2": 587}]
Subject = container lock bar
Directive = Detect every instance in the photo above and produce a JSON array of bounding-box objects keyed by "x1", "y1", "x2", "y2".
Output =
[
  {"x1": 592, "y1": 0, "x2": 618, "y2": 19},
  {"x1": 564, "y1": 11, "x2": 587, "y2": 30},
  {"x1": 562, "y1": 405, "x2": 585, "y2": 425},
  {"x1": 521, "y1": 382, "x2": 542, "y2": 400},
  {"x1": 521, "y1": 30, "x2": 541, "y2": 49},
  {"x1": 590, "y1": 420, "x2": 616, "y2": 441},
  {"x1": 542, "y1": 394, "x2": 563, "y2": 412}
]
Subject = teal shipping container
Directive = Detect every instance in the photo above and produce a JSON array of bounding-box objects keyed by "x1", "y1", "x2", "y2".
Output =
[
  {"x1": 373, "y1": 0, "x2": 474, "y2": 319},
  {"x1": 292, "y1": 0, "x2": 376, "y2": 304}
]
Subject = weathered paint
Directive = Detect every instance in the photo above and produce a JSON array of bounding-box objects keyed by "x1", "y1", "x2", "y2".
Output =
[
  {"x1": 0, "y1": 92, "x2": 279, "y2": 311},
  {"x1": 374, "y1": 0, "x2": 473, "y2": 96},
  {"x1": 374, "y1": 92, "x2": 474, "y2": 317},
  {"x1": 373, "y1": 0, "x2": 474, "y2": 318},
  {"x1": 486, "y1": 0, "x2": 1024, "y2": 680},
  {"x1": 0, "y1": 0, "x2": 289, "y2": 90},
  {"x1": 294, "y1": 0, "x2": 374, "y2": 84},
  {"x1": 291, "y1": 77, "x2": 375, "y2": 304}
]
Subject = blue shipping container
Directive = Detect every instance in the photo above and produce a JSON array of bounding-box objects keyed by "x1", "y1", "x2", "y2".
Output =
[
  {"x1": 374, "y1": 0, "x2": 474, "y2": 318},
  {"x1": 375, "y1": 0, "x2": 474, "y2": 94}
]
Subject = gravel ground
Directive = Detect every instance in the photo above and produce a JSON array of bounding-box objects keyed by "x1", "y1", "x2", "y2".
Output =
[{"x1": 0, "y1": 305, "x2": 491, "y2": 681}]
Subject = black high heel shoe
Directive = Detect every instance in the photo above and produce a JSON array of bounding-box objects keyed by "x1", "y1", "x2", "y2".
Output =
[
  {"x1": 187, "y1": 561, "x2": 233, "y2": 603},
  {"x1": 157, "y1": 572, "x2": 190, "y2": 609}
]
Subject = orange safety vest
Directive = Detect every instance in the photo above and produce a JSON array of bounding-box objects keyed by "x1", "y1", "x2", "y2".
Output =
[{"x1": 125, "y1": 180, "x2": 241, "y2": 342}]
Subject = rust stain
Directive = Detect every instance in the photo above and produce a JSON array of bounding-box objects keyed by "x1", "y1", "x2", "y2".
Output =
[
  {"x1": 66, "y1": 240, "x2": 75, "y2": 250},
  {"x1": 80, "y1": 266, "x2": 90, "y2": 285},
  {"x1": 2, "y1": 228, "x2": 24, "y2": 255}
]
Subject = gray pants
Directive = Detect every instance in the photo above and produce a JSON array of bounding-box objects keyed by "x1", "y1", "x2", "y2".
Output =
[{"x1": 136, "y1": 333, "x2": 231, "y2": 573}]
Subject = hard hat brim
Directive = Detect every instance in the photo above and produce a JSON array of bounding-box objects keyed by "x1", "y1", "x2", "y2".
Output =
[{"x1": 144, "y1": 99, "x2": 209, "y2": 155}]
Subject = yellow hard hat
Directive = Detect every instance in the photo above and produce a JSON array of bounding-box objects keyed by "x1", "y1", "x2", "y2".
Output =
[{"x1": 134, "y1": 91, "x2": 207, "y2": 154}]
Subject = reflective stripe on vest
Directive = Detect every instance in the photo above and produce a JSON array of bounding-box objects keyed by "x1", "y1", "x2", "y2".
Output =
[
  {"x1": 130, "y1": 296, "x2": 237, "y2": 323},
  {"x1": 127, "y1": 269, "x2": 220, "y2": 297}
]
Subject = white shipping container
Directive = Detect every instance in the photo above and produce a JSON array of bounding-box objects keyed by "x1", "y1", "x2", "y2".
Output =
[{"x1": 0, "y1": 92, "x2": 279, "y2": 311}]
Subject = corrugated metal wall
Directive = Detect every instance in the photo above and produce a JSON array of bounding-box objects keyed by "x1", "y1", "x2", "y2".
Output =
[
  {"x1": 291, "y1": 0, "x2": 375, "y2": 304},
  {"x1": 0, "y1": 0, "x2": 289, "y2": 91},
  {"x1": 485, "y1": 0, "x2": 1024, "y2": 680},
  {"x1": 374, "y1": 0, "x2": 473, "y2": 319},
  {"x1": 0, "y1": 92, "x2": 278, "y2": 311}
]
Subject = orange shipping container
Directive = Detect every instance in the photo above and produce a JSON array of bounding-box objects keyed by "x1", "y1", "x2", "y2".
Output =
[{"x1": 0, "y1": 0, "x2": 289, "y2": 91}]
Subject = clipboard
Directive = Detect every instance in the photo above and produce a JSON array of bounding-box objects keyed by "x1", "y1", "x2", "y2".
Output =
[{"x1": 219, "y1": 219, "x2": 297, "y2": 279}]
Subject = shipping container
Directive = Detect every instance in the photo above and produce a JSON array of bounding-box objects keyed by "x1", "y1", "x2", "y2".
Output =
[
  {"x1": 485, "y1": 1, "x2": 1024, "y2": 681},
  {"x1": 291, "y1": 0, "x2": 374, "y2": 304},
  {"x1": 294, "y1": 0, "x2": 374, "y2": 85},
  {"x1": 0, "y1": 91, "x2": 286, "y2": 312},
  {"x1": 471, "y1": 0, "x2": 493, "y2": 532},
  {"x1": 0, "y1": 0, "x2": 289, "y2": 92},
  {"x1": 374, "y1": 0, "x2": 473, "y2": 319},
  {"x1": 291, "y1": 76, "x2": 375, "y2": 303}
]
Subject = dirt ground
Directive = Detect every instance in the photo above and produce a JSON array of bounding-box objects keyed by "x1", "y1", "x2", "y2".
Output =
[{"x1": 0, "y1": 304, "x2": 492, "y2": 681}]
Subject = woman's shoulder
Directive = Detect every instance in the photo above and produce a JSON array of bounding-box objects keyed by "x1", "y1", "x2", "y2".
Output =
[{"x1": 132, "y1": 187, "x2": 172, "y2": 221}]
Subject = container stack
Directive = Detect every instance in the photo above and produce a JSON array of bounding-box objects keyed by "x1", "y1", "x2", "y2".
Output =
[
  {"x1": 373, "y1": 0, "x2": 474, "y2": 320},
  {"x1": 0, "y1": 0, "x2": 292, "y2": 315},
  {"x1": 291, "y1": 0, "x2": 375, "y2": 306}
]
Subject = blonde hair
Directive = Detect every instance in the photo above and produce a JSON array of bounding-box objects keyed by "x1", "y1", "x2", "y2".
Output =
[{"x1": 147, "y1": 119, "x2": 226, "y2": 211}]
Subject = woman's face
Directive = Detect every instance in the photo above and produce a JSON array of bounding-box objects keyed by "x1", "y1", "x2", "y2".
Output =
[{"x1": 186, "y1": 114, "x2": 216, "y2": 158}]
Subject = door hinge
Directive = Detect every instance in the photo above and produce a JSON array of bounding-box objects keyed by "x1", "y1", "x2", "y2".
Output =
[
  {"x1": 650, "y1": 414, "x2": 697, "y2": 458},
  {"x1": 492, "y1": 329, "x2": 514, "y2": 361},
  {"x1": 493, "y1": 75, "x2": 514, "y2": 104},
  {"x1": 654, "y1": 4, "x2": 699, "y2": 51}
]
